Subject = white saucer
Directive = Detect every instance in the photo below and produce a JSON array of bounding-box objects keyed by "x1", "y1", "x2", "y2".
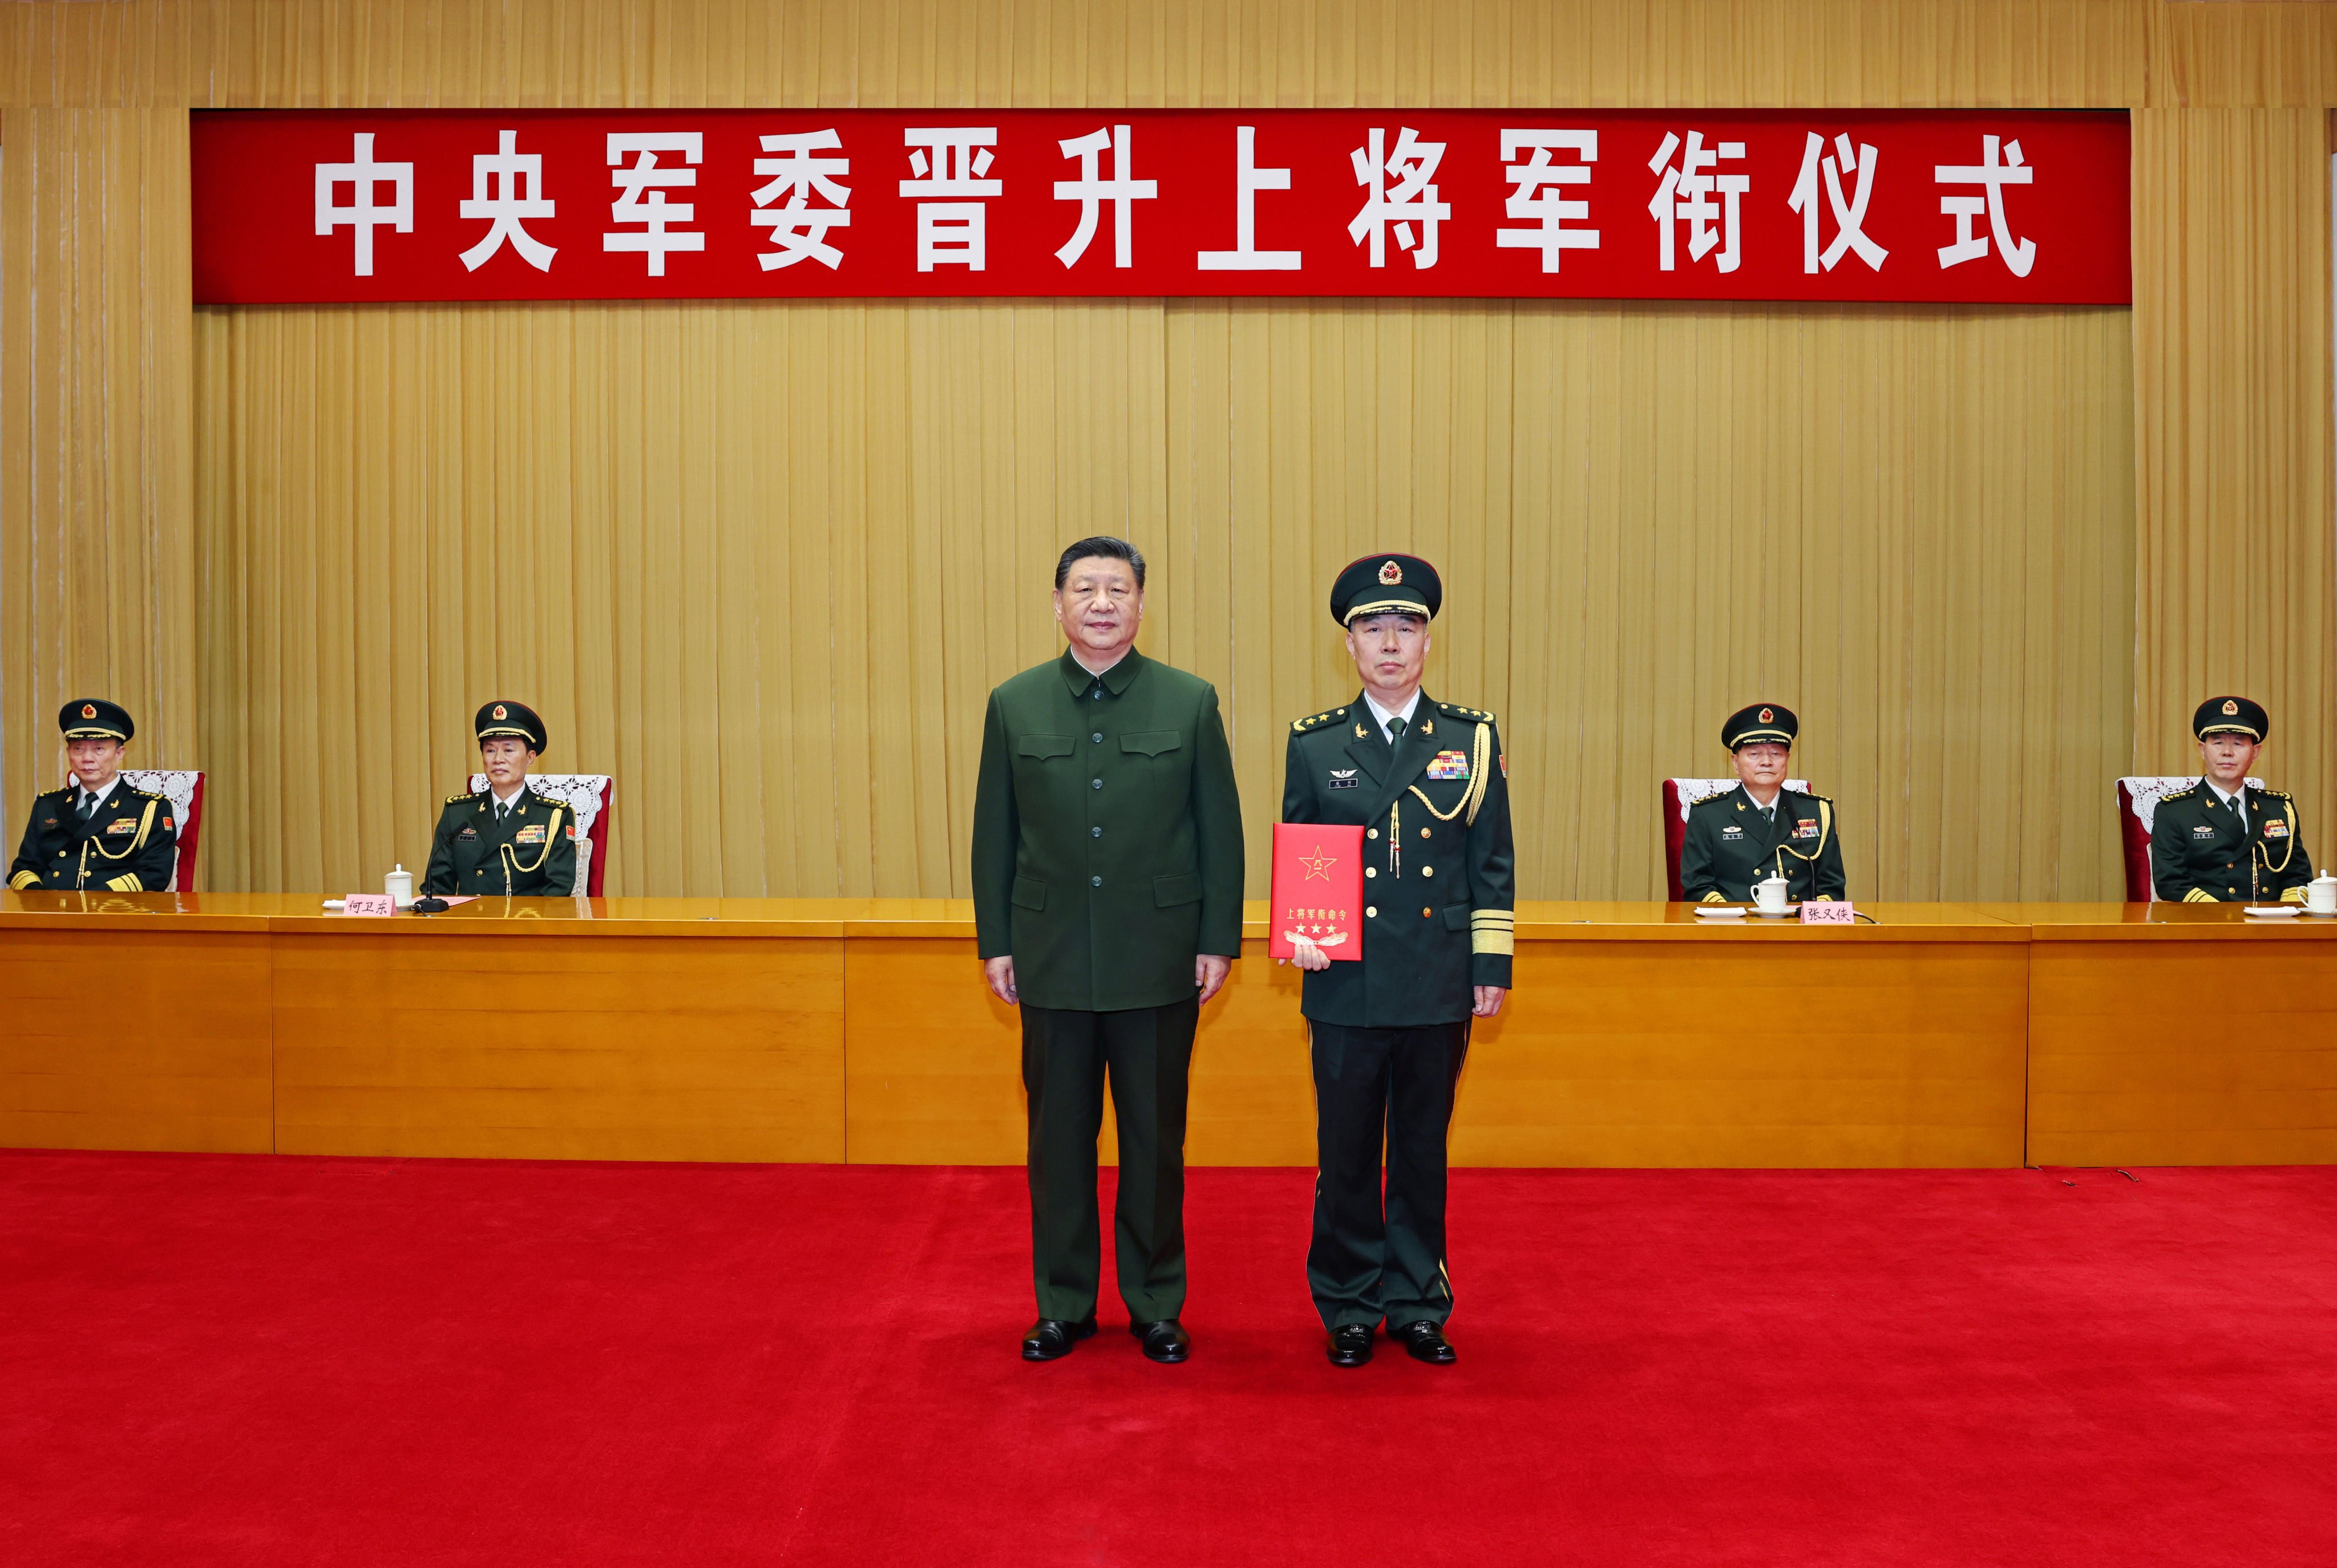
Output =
[
  {"x1": 1750, "y1": 905, "x2": 1801, "y2": 918},
  {"x1": 2242, "y1": 906, "x2": 2298, "y2": 918},
  {"x1": 1693, "y1": 906, "x2": 1745, "y2": 919}
]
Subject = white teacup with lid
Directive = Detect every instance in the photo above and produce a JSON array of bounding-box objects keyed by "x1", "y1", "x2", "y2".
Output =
[
  {"x1": 2305, "y1": 872, "x2": 2337, "y2": 915},
  {"x1": 1752, "y1": 874, "x2": 1791, "y2": 914}
]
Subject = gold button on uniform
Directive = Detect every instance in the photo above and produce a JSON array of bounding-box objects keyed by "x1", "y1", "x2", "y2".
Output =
[
  {"x1": 1365, "y1": 867, "x2": 1377, "y2": 878},
  {"x1": 1367, "y1": 828, "x2": 1378, "y2": 840},
  {"x1": 1365, "y1": 906, "x2": 1377, "y2": 918},
  {"x1": 1420, "y1": 827, "x2": 1431, "y2": 839},
  {"x1": 1421, "y1": 866, "x2": 1434, "y2": 877},
  {"x1": 1422, "y1": 907, "x2": 1433, "y2": 918}
]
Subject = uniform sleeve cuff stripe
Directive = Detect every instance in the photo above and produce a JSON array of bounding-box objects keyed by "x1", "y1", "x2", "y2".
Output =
[{"x1": 1470, "y1": 934, "x2": 1515, "y2": 955}]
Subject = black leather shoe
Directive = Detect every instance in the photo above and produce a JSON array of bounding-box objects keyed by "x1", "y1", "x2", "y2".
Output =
[
  {"x1": 1130, "y1": 1318, "x2": 1191, "y2": 1363},
  {"x1": 1021, "y1": 1317, "x2": 1098, "y2": 1361},
  {"x1": 1327, "y1": 1324, "x2": 1375, "y2": 1367},
  {"x1": 1396, "y1": 1320, "x2": 1457, "y2": 1364}
]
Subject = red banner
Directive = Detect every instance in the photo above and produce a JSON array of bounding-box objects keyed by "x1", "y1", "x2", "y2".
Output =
[{"x1": 191, "y1": 108, "x2": 2129, "y2": 306}]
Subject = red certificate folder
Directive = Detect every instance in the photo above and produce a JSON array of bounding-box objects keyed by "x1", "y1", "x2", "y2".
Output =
[{"x1": 1269, "y1": 822, "x2": 1367, "y2": 962}]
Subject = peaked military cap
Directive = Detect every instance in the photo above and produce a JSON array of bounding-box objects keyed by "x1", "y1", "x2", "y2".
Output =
[
  {"x1": 1721, "y1": 702, "x2": 1798, "y2": 751},
  {"x1": 59, "y1": 698, "x2": 134, "y2": 742},
  {"x1": 475, "y1": 699, "x2": 547, "y2": 752},
  {"x1": 1331, "y1": 552, "x2": 1441, "y2": 625},
  {"x1": 2193, "y1": 695, "x2": 2267, "y2": 742}
]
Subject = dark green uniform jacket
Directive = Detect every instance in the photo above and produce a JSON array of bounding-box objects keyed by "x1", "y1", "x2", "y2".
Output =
[
  {"x1": 972, "y1": 647, "x2": 1245, "y2": 1013},
  {"x1": 2150, "y1": 781, "x2": 2314, "y2": 903},
  {"x1": 423, "y1": 783, "x2": 579, "y2": 896},
  {"x1": 1680, "y1": 784, "x2": 1846, "y2": 903},
  {"x1": 1281, "y1": 695, "x2": 1515, "y2": 1028},
  {"x1": 9, "y1": 782, "x2": 179, "y2": 892}
]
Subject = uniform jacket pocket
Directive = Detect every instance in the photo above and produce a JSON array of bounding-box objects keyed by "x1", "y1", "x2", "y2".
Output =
[
  {"x1": 1441, "y1": 903, "x2": 1473, "y2": 932},
  {"x1": 1121, "y1": 730, "x2": 1182, "y2": 757},
  {"x1": 1154, "y1": 872, "x2": 1203, "y2": 907},
  {"x1": 1012, "y1": 875, "x2": 1048, "y2": 911},
  {"x1": 1018, "y1": 735, "x2": 1074, "y2": 759}
]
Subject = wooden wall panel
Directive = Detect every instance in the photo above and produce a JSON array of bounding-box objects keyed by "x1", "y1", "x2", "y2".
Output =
[
  {"x1": 271, "y1": 931, "x2": 846, "y2": 1160},
  {"x1": 1458, "y1": 937, "x2": 2032, "y2": 1168},
  {"x1": 0, "y1": 929, "x2": 273, "y2": 1153}
]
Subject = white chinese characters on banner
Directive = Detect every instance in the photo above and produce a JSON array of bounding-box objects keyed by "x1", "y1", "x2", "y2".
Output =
[
  {"x1": 1936, "y1": 135, "x2": 2036, "y2": 277},
  {"x1": 1348, "y1": 126, "x2": 1450, "y2": 269},
  {"x1": 315, "y1": 132, "x2": 413, "y2": 277},
  {"x1": 750, "y1": 130, "x2": 851, "y2": 271},
  {"x1": 1196, "y1": 126, "x2": 1301, "y2": 271},
  {"x1": 1495, "y1": 130, "x2": 1599, "y2": 273},
  {"x1": 1648, "y1": 131, "x2": 1747, "y2": 273},
  {"x1": 1054, "y1": 125, "x2": 1157, "y2": 269},
  {"x1": 1788, "y1": 133, "x2": 1886, "y2": 275},
  {"x1": 603, "y1": 133, "x2": 703, "y2": 276},
  {"x1": 901, "y1": 128, "x2": 1002, "y2": 271},
  {"x1": 459, "y1": 129, "x2": 557, "y2": 273}
]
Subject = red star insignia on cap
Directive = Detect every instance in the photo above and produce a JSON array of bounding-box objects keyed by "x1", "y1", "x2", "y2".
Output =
[
  {"x1": 1758, "y1": 706, "x2": 1773, "y2": 723},
  {"x1": 1378, "y1": 560, "x2": 1403, "y2": 585},
  {"x1": 2222, "y1": 699, "x2": 2238, "y2": 716},
  {"x1": 80, "y1": 704, "x2": 96, "y2": 719},
  {"x1": 492, "y1": 704, "x2": 508, "y2": 720}
]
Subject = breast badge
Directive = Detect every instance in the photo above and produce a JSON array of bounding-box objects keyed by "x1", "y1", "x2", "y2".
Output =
[
  {"x1": 1792, "y1": 819, "x2": 1820, "y2": 839},
  {"x1": 514, "y1": 824, "x2": 547, "y2": 845},
  {"x1": 2262, "y1": 820, "x2": 2289, "y2": 838},
  {"x1": 1425, "y1": 749, "x2": 1471, "y2": 781},
  {"x1": 1328, "y1": 768, "x2": 1360, "y2": 790}
]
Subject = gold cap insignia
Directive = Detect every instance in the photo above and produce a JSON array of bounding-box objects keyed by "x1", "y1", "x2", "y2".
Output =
[
  {"x1": 80, "y1": 703, "x2": 96, "y2": 719},
  {"x1": 492, "y1": 704, "x2": 508, "y2": 720},
  {"x1": 2222, "y1": 699, "x2": 2238, "y2": 716},
  {"x1": 1758, "y1": 706, "x2": 1773, "y2": 723},
  {"x1": 1378, "y1": 559, "x2": 1403, "y2": 585}
]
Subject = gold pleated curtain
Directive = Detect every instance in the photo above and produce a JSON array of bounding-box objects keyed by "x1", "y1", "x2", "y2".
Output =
[{"x1": 3, "y1": 0, "x2": 2333, "y2": 905}]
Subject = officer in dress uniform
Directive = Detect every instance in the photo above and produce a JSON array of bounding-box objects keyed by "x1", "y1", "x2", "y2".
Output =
[
  {"x1": 9, "y1": 699, "x2": 179, "y2": 893},
  {"x1": 1280, "y1": 553, "x2": 1514, "y2": 1368},
  {"x1": 423, "y1": 701, "x2": 578, "y2": 897},
  {"x1": 1679, "y1": 703, "x2": 1846, "y2": 905},
  {"x1": 2150, "y1": 696, "x2": 2315, "y2": 903}
]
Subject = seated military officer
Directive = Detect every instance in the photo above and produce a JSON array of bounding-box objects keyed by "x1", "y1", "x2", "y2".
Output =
[
  {"x1": 1679, "y1": 703, "x2": 1845, "y2": 904},
  {"x1": 423, "y1": 701, "x2": 579, "y2": 897},
  {"x1": 2150, "y1": 696, "x2": 2315, "y2": 903},
  {"x1": 9, "y1": 699, "x2": 179, "y2": 893}
]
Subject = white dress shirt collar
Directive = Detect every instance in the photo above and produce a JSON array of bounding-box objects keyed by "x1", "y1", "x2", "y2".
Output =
[{"x1": 1361, "y1": 688, "x2": 1423, "y2": 744}]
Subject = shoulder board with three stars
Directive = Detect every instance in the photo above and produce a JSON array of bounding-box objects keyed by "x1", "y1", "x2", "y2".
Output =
[
  {"x1": 2160, "y1": 784, "x2": 2199, "y2": 802},
  {"x1": 446, "y1": 791, "x2": 480, "y2": 805},
  {"x1": 126, "y1": 784, "x2": 168, "y2": 801},
  {"x1": 1791, "y1": 788, "x2": 1834, "y2": 805},
  {"x1": 2259, "y1": 788, "x2": 2293, "y2": 801},
  {"x1": 1291, "y1": 707, "x2": 1350, "y2": 735},
  {"x1": 1436, "y1": 701, "x2": 1495, "y2": 725}
]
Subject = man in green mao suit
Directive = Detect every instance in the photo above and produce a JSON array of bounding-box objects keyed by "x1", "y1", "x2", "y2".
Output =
[
  {"x1": 972, "y1": 536, "x2": 1246, "y2": 1366},
  {"x1": 1679, "y1": 703, "x2": 1846, "y2": 905},
  {"x1": 2150, "y1": 696, "x2": 2316, "y2": 903},
  {"x1": 1280, "y1": 553, "x2": 1514, "y2": 1369}
]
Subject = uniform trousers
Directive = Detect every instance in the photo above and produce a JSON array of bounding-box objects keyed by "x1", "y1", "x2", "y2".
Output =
[
  {"x1": 1020, "y1": 998, "x2": 1197, "y2": 1324},
  {"x1": 1307, "y1": 1018, "x2": 1470, "y2": 1331}
]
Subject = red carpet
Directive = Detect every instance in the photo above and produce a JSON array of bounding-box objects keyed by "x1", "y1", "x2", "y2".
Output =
[{"x1": 2, "y1": 1154, "x2": 2332, "y2": 1566}]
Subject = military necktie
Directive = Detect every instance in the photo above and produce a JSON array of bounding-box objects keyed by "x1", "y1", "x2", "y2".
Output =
[
  {"x1": 76, "y1": 791, "x2": 98, "y2": 824},
  {"x1": 1386, "y1": 715, "x2": 1406, "y2": 744}
]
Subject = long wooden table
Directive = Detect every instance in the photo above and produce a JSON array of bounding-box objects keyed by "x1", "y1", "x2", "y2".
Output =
[{"x1": 4, "y1": 894, "x2": 2332, "y2": 1166}]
